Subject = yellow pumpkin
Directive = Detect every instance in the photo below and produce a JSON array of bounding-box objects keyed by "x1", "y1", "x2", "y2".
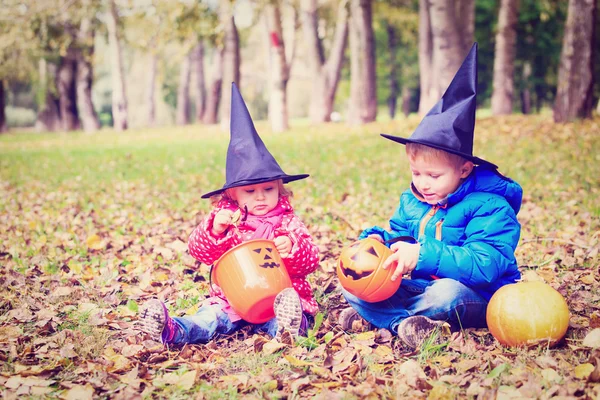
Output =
[
  {"x1": 486, "y1": 281, "x2": 570, "y2": 347},
  {"x1": 336, "y1": 238, "x2": 399, "y2": 302}
]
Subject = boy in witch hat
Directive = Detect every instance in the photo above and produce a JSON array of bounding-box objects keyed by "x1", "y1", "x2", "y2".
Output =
[
  {"x1": 139, "y1": 83, "x2": 319, "y2": 344},
  {"x1": 338, "y1": 43, "x2": 523, "y2": 350}
]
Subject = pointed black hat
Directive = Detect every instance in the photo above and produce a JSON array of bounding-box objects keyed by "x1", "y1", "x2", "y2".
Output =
[
  {"x1": 201, "y1": 83, "x2": 309, "y2": 198},
  {"x1": 381, "y1": 43, "x2": 497, "y2": 169}
]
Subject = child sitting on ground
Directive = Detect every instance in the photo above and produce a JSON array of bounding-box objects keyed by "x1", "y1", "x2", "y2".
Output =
[
  {"x1": 339, "y1": 43, "x2": 523, "y2": 350},
  {"x1": 139, "y1": 83, "x2": 319, "y2": 345}
]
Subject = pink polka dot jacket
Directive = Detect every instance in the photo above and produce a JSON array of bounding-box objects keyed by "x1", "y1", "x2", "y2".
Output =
[{"x1": 188, "y1": 196, "x2": 320, "y2": 316}]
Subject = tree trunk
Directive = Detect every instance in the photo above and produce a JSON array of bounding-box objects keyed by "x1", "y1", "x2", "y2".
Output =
[
  {"x1": 401, "y1": 86, "x2": 411, "y2": 117},
  {"x1": 57, "y1": 48, "x2": 80, "y2": 131},
  {"x1": 219, "y1": 3, "x2": 240, "y2": 131},
  {"x1": 347, "y1": 0, "x2": 377, "y2": 125},
  {"x1": 106, "y1": 0, "x2": 128, "y2": 131},
  {"x1": 0, "y1": 80, "x2": 7, "y2": 133},
  {"x1": 386, "y1": 20, "x2": 399, "y2": 119},
  {"x1": 429, "y1": 0, "x2": 466, "y2": 103},
  {"x1": 176, "y1": 50, "x2": 192, "y2": 126},
  {"x1": 300, "y1": 0, "x2": 349, "y2": 123},
  {"x1": 553, "y1": 0, "x2": 596, "y2": 123},
  {"x1": 146, "y1": 53, "x2": 157, "y2": 126},
  {"x1": 193, "y1": 42, "x2": 206, "y2": 122},
  {"x1": 491, "y1": 0, "x2": 520, "y2": 115},
  {"x1": 520, "y1": 61, "x2": 532, "y2": 114},
  {"x1": 76, "y1": 9, "x2": 100, "y2": 132},
  {"x1": 203, "y1": 48, "x2": 224, "y2": 125},
  {"x1": 36, "y1": 60, "x2": 62, "y2": 132},
  {"x1": 457, "y1": 0, "x2": 475, "y2": 52},
  {"x1": 266, "y1": 1, "x2": 289, "y2": 132},
  {"x1": 418, "y1": 0, "x2": 434, "y2": 114}
]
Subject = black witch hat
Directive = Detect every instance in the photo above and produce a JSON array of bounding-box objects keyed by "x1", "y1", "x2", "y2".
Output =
[
  {"x1": 381, "y1": 43, "x2": 497, "y2": 169},
  {"x1": 201, "y1": 83, "x2": 309, "y2": 199}
]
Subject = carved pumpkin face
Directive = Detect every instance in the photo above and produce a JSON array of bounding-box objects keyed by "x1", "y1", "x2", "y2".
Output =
[
  {"x1": 337, "y1": 238, "x2": 400, "y2": 303},
  {"x1": 252, "y1": 245, "x2": 280, "y2": 269}
]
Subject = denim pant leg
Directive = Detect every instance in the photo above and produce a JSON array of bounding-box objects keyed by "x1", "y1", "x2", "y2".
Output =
[
  {"x1": 171, "y1": 302, "x2": 247, "y2": 345},
  {"x1": 342, "y1": 278, "x2": 488, "y2": 334}
]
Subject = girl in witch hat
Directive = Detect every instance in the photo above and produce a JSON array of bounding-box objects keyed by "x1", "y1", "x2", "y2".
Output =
[
  {"x1": 338, "y1": 43, "x2": 523, "y2": 351},
  {"x1": 139, "y1": 83, "x2": 319, "y2": 345}
]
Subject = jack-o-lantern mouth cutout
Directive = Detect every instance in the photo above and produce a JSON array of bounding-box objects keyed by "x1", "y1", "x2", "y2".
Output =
[{"x1": 253, "y1": 247, "x2": 280, "y2": 269}]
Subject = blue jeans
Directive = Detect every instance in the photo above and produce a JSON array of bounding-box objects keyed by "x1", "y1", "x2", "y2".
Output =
[
  {"x1": 169, "y1": 301, "x2": 282, "y2": 345},
  {"x1": 342, "y1": 278, "x2": 488, "y2": 334}
]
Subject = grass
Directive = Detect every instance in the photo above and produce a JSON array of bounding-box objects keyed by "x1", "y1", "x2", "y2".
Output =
[{"x1": 1, "y1": 114, "x2": 600, "y2": 398}]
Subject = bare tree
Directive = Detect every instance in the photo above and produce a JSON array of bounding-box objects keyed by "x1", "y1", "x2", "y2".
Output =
[
  {"x1": 491, "y1": 0, "x2": 520, "y2": 115},
  {"x1": 553, "y1": 0, "x2": 596, "y2": 122},
  {"x1": 347, "y1": 0, "x2": 377, "y2": 125},
  {"x1": 193, "y1": 41, "x2": 206, "y2": 122},
  {"x1": 265, "y1": 0, "x2": 295, "y2": 132},
  {"x1": 106, "y1": 0, "x2": 128, "y2": 131},
  {"x1": 300, "y1": 0, "x2": 349, "y2": 123},
  {"x1": 176, "y1": 49, "x2": 192, "y2": 125},
  {"x1": 219, "y1": 2, "x2": 240, "y2": 131}
]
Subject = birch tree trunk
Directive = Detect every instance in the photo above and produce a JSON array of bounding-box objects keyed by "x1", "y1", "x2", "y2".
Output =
[
  {"x1": 76, "y1": 1, "x2": 100, "y2": 132},
  {"x1": 57, "y1": 48, "x2": 80, "y2": 131},
  {"x1": 265, "y1": 1, "x2": 289, "y2": 132},
  {"x1": 347, "y1": 0, "x2": 377, "y2": 125},
  {"x1": 193, "y1": 42, "x2": 206, "y2": 122},
  {"x1": 386, "y1": 20, "x2": 399, "y2": 119},
  {"x1": 176, "y1": 50, "x2": 192, "y2": 126},
  {"x1": 203, "y1": 48, "x2": 224, "y2": 124},
  {"x1": 491, "y1": 0, "x2": 520, "y2": 115},
  {"x1": 300, "y1": 0, "x2": 348, "y2": 123},
  {"x1": 0, "y1": 80, "x2": 6, "y2": 133},
  {"x1": 106, "y1": 0, "x2": 128, "y2": 131},
  {"x1": 219, "y1": 2, "x2": 240, "y2": 131},
  {"x1": 418, "y1": 0, "x2": 434, "y2": 114},
  {"x1": 553, "y1": 0, "x2": 596, "y2": 122},
  {"x1": 146, "y1": 53, "x2": 157, "y2": 126}
]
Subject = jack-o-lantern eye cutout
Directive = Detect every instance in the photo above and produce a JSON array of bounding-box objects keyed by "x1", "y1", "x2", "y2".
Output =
[
  {"x1": 253, "y1": 247, "x2": 280, "y2": 269},
  {"x1": 340, "y1": 245, "x2": 381, "y2": 280}
]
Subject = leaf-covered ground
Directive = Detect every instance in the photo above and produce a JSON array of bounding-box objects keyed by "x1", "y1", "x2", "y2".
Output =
[{"x1": 1, "y1": 114, "x2": 599, "y2": 399}]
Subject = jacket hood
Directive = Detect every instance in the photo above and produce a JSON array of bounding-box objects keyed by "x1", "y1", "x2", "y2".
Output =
[{"x1": 447, "y1": 166, "x2": 522, "y2": 213}]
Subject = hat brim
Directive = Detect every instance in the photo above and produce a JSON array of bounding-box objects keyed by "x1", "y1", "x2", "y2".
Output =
[
  {"x1": 380, "y1": 133, "x2": 498, "y2": 170},
  {"x1": 201, "y1": 173, "x2": 309, "y2": 199}
]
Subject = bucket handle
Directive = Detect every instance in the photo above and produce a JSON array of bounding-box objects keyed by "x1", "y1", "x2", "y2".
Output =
[{"x1": 208, "y1": 264, "x2": 228, "y2": 301}]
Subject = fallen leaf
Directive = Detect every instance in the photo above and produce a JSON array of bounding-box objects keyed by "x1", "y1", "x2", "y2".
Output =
[
  {"x1": 85, "y1": 234, "x2": 104, "y2": 250},
  {"x1": 62, "y1": 384, "x2": 94, "y2": 400},
  {"x1": 583, "y1": 329, "x2": 600, "y2": 348},
  {"x1": 574, "y1": 363, "x2": 594, "y2": 380}
]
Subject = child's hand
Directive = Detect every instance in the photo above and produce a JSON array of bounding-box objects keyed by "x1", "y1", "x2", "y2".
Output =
[
  {"x1": 274, "y1": 236, "x2": 292, "y2": 258},
  {"x1": 382, "y1": 241, "x2": 421, "y2": 281},
  {"x1": 367, "y1": 234, "x2": 384, "y2": 243},
  {"x1": 212, "y1": 209, "x2": 235, "y2": 236}
]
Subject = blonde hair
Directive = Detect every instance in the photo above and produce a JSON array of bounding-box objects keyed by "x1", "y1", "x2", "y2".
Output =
[
  {"x1": 405, "y1": 143, "x2": 470, "y2": 168},
  {"x1": 210, "y1": 179, "x2": 293, "y2": 206}
]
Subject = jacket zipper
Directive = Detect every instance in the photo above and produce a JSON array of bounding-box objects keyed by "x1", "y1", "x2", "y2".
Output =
[{"x1": 419, "y1": 205, "x2": 439, "y2": 237}]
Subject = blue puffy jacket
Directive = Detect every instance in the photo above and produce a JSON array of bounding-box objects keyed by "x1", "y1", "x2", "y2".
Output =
[{"x1": 360, "y1": 166, "x2": 522, "y2": 301}]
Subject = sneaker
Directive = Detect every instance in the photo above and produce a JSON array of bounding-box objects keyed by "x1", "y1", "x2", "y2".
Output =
[
  {"x1": 397, "y1": 315, "x2": 448, "y2": 350},
  {"x1": 339, "y1": 307, "x2": 362, "y2": 331},
  {"x1": 139, "y1": 299, "x2": 179, "y2": 344},
  {"x1": 273, "y1": 288, "x2": 303, "y2": 339}
]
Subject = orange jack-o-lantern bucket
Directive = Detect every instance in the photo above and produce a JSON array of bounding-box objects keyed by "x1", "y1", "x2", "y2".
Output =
[
  {"x1": 211, "y1": 239, "x2": 292, "y2": 323},
  {"x1": 337, "y1": 238, "x2": 406, "y2": 303}
]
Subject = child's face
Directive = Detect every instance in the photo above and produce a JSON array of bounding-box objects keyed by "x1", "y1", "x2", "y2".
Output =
[
  {"x1": 229, "y1": 181, "x2": 280, "y2": 216},
  {"x1": 408, "y1": 156, "x2": 473, "y2": 205}
]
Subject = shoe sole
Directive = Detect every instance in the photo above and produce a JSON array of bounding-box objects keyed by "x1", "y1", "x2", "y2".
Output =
[
  {"x1": 397, "y1": 316, "x2": 445, "y2": 350},
  {"x1": 339, "y1": 307, "x2": 360, "y2": 331},
  {"x1": 139, "y1": 300, "x2": 167, "y2": 342},
  {"x1": 273, "y1": 288, "x2": 303, "y2": 338}
]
